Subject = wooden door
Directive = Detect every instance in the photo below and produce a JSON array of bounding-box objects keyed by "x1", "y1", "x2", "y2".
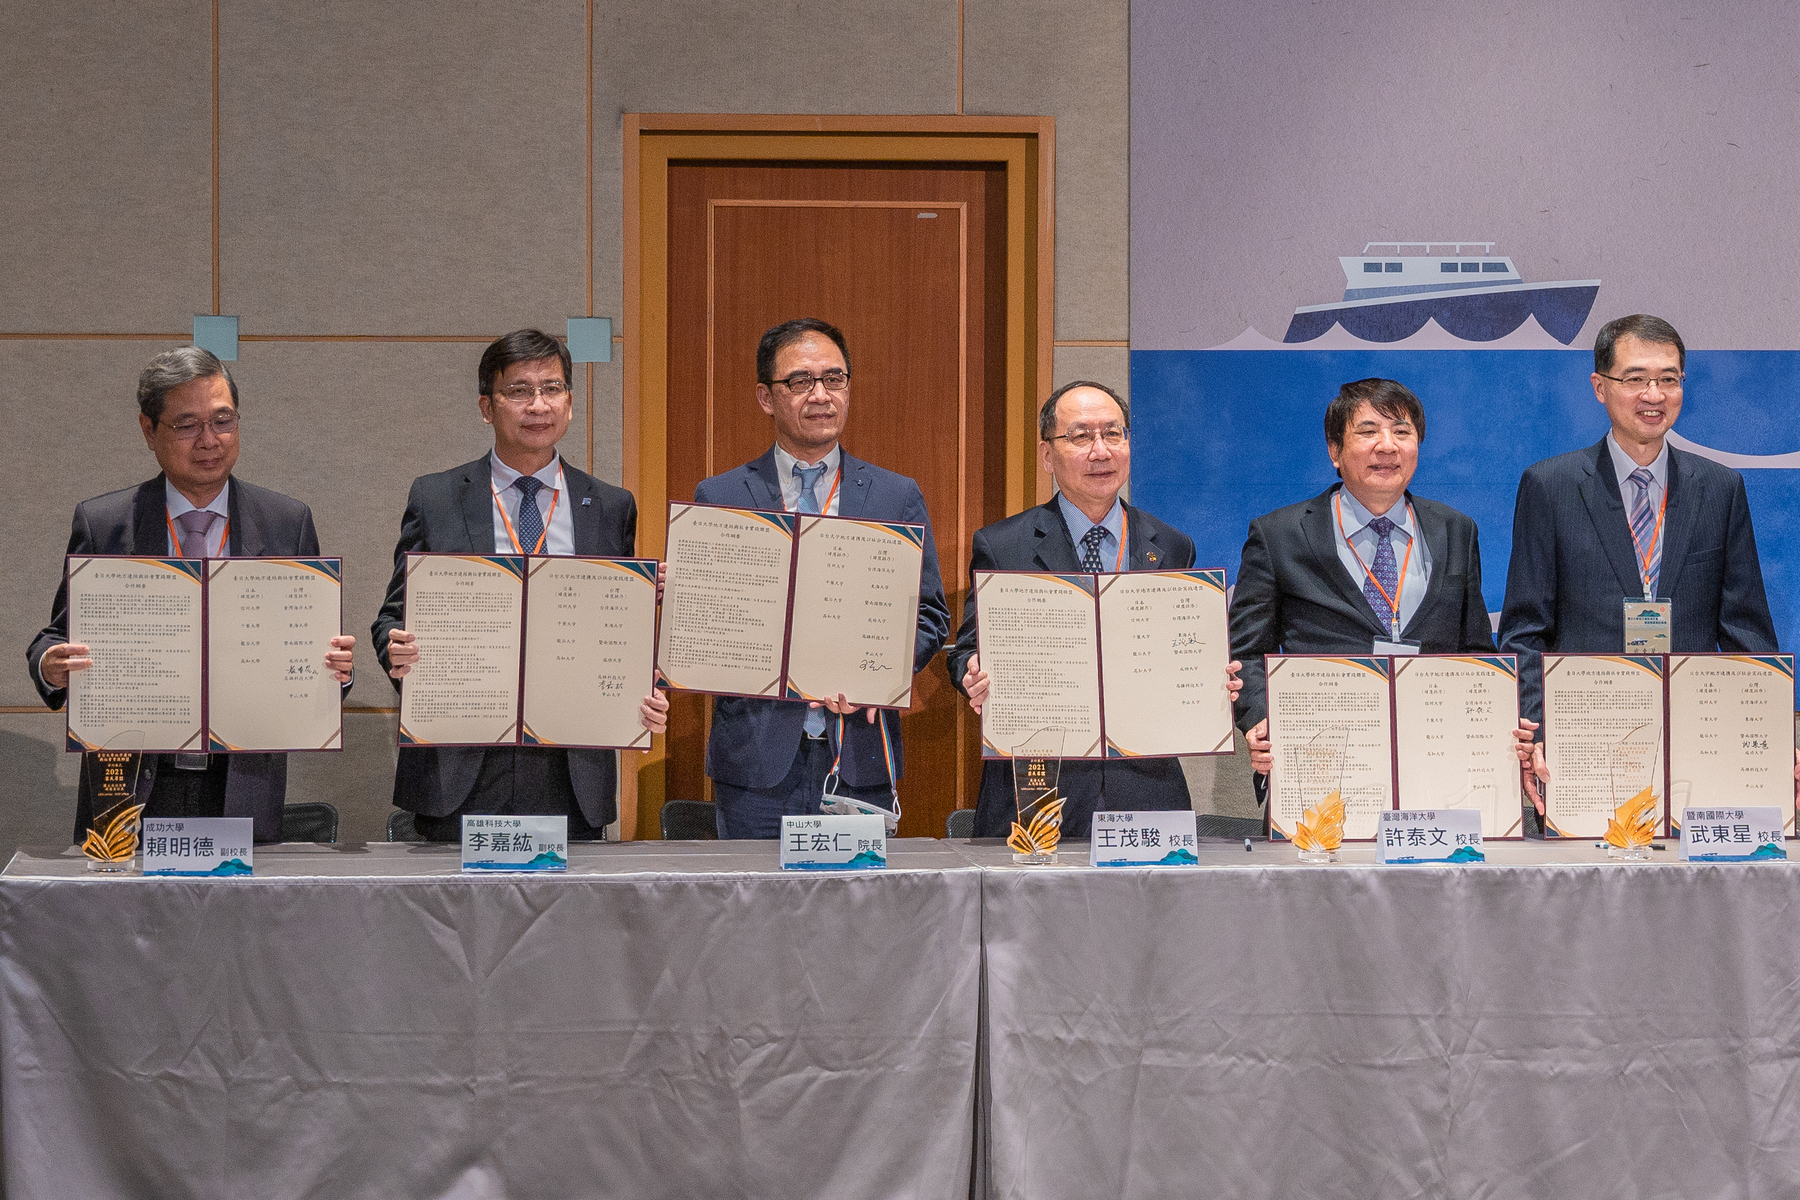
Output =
[{"x1": 664, "y1": 160, "x2": 1008, "y2": 836}]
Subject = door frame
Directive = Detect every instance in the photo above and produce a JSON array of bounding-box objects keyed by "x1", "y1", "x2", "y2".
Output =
[{"x1": 621, "y1": 113, "x2": 1056, "y2": 840}]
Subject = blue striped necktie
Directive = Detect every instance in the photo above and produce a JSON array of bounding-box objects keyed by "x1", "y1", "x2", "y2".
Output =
[
  {"x1": 795, "y1": 462, "x2": 830, "y2": 736},
  {"x1": 1627, "y1": 468, "x2": 1660, "y2": 596}
]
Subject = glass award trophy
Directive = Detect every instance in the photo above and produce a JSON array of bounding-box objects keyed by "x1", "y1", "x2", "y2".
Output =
[
  {"x1": 80, "y1": 732, "x2": 145, "y2": 873},
  {"x1": 1007, "y1": 727, "x2": 1065, "y2": 864},
  {"x1": 1290, "y1": 727, "x2": 1348, "y2": 863},
  {"x1": 1603, "y1": 723, "x2": 1661, "y2": 861}
]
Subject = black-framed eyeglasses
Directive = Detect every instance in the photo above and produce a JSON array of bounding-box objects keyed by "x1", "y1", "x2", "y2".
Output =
[
  {"x1": 1047, "y1": 426, "x2": 1129, "y2": 450},
  {"x1": 161, "y1": 412, "x2": 240, "y2": 440},
  {"x1": 766, "y1": 371, "x2": 850, "y2": 394},
  {"x1": 1596, "y1": 372, "x2": 1683, "y2": 394}
]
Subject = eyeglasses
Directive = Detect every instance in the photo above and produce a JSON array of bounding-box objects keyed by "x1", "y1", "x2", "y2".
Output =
[
  {"x1": 1047, "y1": 426, "x2": 1129, "y2": 450},
  {"x1": 767, "y1": 371, "x2": 850, "y2": 394},
  {"x1": 493, "y1": 382, "x2": 572, "y2": 403},
  {"x1": 161, "y1": 412, "x2": 240, "y2": 440},
  {"x1": 1597, "y1": 372, "x2": 1684, "y2": 394}
]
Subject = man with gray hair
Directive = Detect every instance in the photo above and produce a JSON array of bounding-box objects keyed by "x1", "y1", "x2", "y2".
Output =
[{"x1": 27, "y1": 346, "x2": 354, "y2": 843}]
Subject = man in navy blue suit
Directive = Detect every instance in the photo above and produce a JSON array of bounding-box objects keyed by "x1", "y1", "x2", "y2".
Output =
[
  {"x1": 1500, "y1": 314, "x2": 1788, "y2": 831},
  {"x1": 949, "y1": 380, "x2": 1241, "y2": 840},
  {"x1": 695, "y1": 318, "x2": 952, "y2": 838}
]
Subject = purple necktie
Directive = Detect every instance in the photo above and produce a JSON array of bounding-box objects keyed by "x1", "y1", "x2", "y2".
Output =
[
  {"x1": 175, "y1": 509, "x2": 218, "y2": 558},
  {"x1": 1364, "y1": 516, "x2": 1399, "y2": 633}
]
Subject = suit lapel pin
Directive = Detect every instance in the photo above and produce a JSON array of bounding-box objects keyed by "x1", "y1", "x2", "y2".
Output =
[
  {"x1": 1147, "y1": 551, "x2": 1158, "y2": 564},
  {"x1": 581, "y1": 497, "x2": 591, "y2": 506}
]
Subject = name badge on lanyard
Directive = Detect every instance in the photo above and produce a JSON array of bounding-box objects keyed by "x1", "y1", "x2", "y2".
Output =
[
  {"x1": 1624, "y1": 479, "x2": 1671, "y2": 653},
  {"x1": 1336, "y1": 493, "x2": 1417, "y2": 655}
]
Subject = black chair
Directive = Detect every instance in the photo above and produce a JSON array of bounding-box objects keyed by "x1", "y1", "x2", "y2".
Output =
[
  {"x1": 386, "y1": 809, "x2": 423, "y2": 843},
  {"x1": 945, "y1": 808, "x2": 976, "y2": 840},
  {"x1": 1196, "y1": 813, "x2": 1265, "y2": 840},
  {"x1": 281, "y1": 801, "x2": 339, "y2": 844},
  {"x1": 659, "y1": 800, "x2": 718, "y2": 840}
]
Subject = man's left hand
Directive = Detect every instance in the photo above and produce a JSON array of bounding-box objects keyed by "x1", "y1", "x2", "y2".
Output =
[{"x1": 325, "y1": 635, "x2": 355, "y2": 683}]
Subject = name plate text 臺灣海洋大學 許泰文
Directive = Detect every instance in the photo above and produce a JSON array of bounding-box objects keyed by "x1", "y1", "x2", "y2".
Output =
[
  {"x1": 141, "y1": 817, "x2": 254, "y2": 876},
  {"x1": 1376, "y1": 809, "x2": 1484, "y2": 864}
]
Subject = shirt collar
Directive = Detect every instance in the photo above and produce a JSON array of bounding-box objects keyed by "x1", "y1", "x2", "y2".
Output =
[
  {"x1": 1606, "y1": 432, "x2": 1669, "y2": 490},
  {"x1": 1056, "y1": 491, "x2": 1126, "y2": 545},
  {"x1": 489, "y1": 450, "x2": 562, "y2": 493},
  {"x1": 1336, "y1": 485, "x2": 1414, "y2": 539},
  {"x1": 772, "y1": 442, "x2": 841, "y2": 482},
  {"x1": 164, "y1": 477, "x2": 230, "y2": 520}
]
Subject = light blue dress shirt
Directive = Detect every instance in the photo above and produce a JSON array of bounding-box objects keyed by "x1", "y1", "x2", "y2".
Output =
[
  {"x1": 1331, "y1": 486, "x2": 1431, "y2": 635},
  {"x1": 164, "y1": 478, "x2": 231, "y2": 556},
  {"x1": 1057, "y1": 492, "x2": 1127, "y2": 569},
  {"x1": 488, "y1": 451, "x2": 575, "y2": 555}
]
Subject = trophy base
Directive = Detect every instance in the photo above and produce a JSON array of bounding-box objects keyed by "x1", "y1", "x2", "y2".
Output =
[
  {"x1": 1011, "y1": 851, "x2": 1059, "y2": 865},
  {"x1": 1296, "y1": 848, "x2": 1339, "y2": 864},
  {"x1": 85, "y1": 857, "x2": 136, "y2": 874},
  {"x1": 1606, "y1": 844, "x2": 1653, "y2": 861}
]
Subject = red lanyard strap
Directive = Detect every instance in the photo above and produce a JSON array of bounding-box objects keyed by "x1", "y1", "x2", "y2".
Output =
[
  {"x1": 165, "y1": 508, "x2": 230, "y2": 557},
  {"x1": 1335, "y1": 492, "x2": 1414, "y2": 632},
  {"x1": 1626, "y1": 483, "x2": 1669, "y2": 596},
  {"x1": 493, "y1": 464, "x2": 564, "y2": 554}
]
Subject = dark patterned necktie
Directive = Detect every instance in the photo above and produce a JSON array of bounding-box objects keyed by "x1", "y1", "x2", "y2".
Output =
[
  {"x1": 515, "y1": 476, "x2": 545, "y2": 554},
  {"x1": 1080, "y1": 525, "x2": 1108, "y2": 572},
  {"x1": 1365, "y1": 516, "x2": 1399, "y2": 632}
]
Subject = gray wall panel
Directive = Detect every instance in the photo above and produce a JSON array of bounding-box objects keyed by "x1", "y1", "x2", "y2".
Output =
[
  {"x1": 219, "y1": 1, "x2": 587, "y2": 334},
  {"x1": 1051, "y1": 344, "x2": 1129, "y2": 398},
  {"x1": 0, "y1": 2, "x2": 212, "y2": 333},
  {"x1": 965, "y1": 0, "x2": 1129, "y2": 342}
]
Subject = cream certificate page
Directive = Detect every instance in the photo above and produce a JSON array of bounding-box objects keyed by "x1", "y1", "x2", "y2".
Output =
[
  {"x1": 399, "y1": 555, "x2": 524, "y2": 746},
  {"x1": 786, "y1": 516, "x2": 924, "y2": 709},
  {"x1": 66, "y1": 557, "x2": 205, "y2": 753},
  {"x1": 1266, "y1": 656, "x2": 1394, "y2": 841},
  {"x1": 1668, "y1": 654, "x2": 1795, "y2": 827},
  {"x1": 976, "y1": 572, "x2": 1104, "y2": 759},
  {"x1": 1096, "y1": 569, "x2": 1234, "y2": 757},
  {"x1": 658, "y1": 505, "x2": 795, "y2": 698},
  {"x1": 1392, "y1": 655, "x2": 1521, "y2": 836},
  {"x1": 207, "y1": 558, "x2": 343, "y2": 752},
  {"x1": 1542, "y1": 654, "x2": 1666, "y2": 839},
  {"x1": 521, "y1": 557, "x2": 658, "y2": 750}
]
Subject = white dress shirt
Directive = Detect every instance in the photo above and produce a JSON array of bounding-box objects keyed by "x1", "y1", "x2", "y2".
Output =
[
  {"x1": 165, "y1": 478, "x2": 231, "y2": 556},
  {"x1": 772, "y1": 443, "x2": 843, "y2": 514}
]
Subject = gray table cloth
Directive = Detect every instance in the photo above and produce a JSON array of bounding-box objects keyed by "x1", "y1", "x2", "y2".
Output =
[
  {"x1": 970, "y1": 840, "x2": 1800, "y2": 1199},
  {"x1": 0, "y1": 839, "x2": 982, "y2": 1200}
]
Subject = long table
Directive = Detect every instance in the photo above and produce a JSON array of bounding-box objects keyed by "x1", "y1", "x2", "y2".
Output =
[
  {"x1": 5, "y1": 839, "x2": 1800, "y2": 1199},
  {"x1": 0, "y1": 840, "x2": 983, "y2": 1200}
]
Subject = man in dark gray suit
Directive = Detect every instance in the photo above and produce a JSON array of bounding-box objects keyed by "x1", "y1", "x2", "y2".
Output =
[
  {"x1": 695, "y1": 318, "x2": 951, "y2": 838},
  {"x1": 28, "y1": 346, "x2": 356, "y2": 843},
  {"x1": 1230, "y1": 378, "x2": 1496, "y2": 809},
  {"x1": 951, "y1": 380, "x2": 1240, "y2": 839},
  {"x1": 1500, "y1": 314, "x2": 1785, "y2": 828},
  {"x1": 374, "y1": 329, "x2": 666, "y2": 841}
]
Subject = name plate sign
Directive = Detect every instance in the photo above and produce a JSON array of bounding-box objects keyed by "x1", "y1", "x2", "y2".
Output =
[
  {"x1": 142, "y1": 817, "x2": 253, "y2": 876},
  {"x1": 1679, "y1": 808, "x2": 1787, "y2": 862},
  {"x1": 461, "y1": 815, "x2": 568, "y2": 872},
  {"x1": 1088, "y1": 810, "x2": 1200, "y2": 866},
  {"x1": 780, "y1": 814, "x2": 886, "y2": 870},
  {"x1": 1377, "y1": 809, "x2": 1484, "y2": 864}
]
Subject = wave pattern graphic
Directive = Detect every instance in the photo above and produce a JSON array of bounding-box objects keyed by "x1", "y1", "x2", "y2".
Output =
[
  {"x1": 1284, "y1": 284, "x2": 1599, "y2": 344},
  {"x1": 1212, "y1": 315, "x2": 1572, "y2": 351}
]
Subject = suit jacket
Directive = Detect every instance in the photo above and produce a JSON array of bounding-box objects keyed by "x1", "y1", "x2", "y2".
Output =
[
  {"x1": 1499, "y1": 438, "x2": 1777, "y2": 726},
  {"x1": 694, "y1": 448, "x2": 951, "y2": 790},
  {"x1": 1230, "y1": 484, "x2": 1496, "y2": 732},
  {"x1": 27, "y1": 475, "x2": 323, "y2": 843},
  {"x1": 373, "y1": 454, "x2": 638, "y2": 824},
  {"x1": 947, "y1": 499, "x2": 1197, "y2": 839}
]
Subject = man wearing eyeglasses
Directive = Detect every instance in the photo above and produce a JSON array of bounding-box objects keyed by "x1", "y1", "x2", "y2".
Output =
[
  {"x1": 1501, "y1": 314, "x2": 1783, "y2": 832},
  {"x1": 693, "y1": 317, "x2": 951, "y2": 838},
  {"x1": 374, "y1": 328, "x2": 666, "y2": 841},
  {"x1": 27, "y1": 345, "x2": 356, "y2": 843},
  {"x1": 950, "y1": 380, "x2": 1237, "y2": 839}
]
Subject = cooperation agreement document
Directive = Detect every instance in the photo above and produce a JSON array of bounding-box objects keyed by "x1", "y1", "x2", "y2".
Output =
[
  {"x1": 1391, "y1": 655, "x2": 1522, "y2": 837},
  {"x1": 401, "y1": 553, "x2": 658, "y2": 750},
  {"x1": 66, "y1": 555, "x2": 344, "y2": 754},
  {"x1": 974, "y1": 569, "x2": 1234, "y2": 759},
  {"x1": 1265, "y1": 655, "x2": 1396, "y2": 841},
  {"x1": 1542, "y1": 654, "x2": 1667, "y2": 839},
  {"x1": 658, "y1": 504, "x2": 926, "y2": 708},
  {"x1": 1667, "y1": 653, "x2": 1795, "y2": 829}
]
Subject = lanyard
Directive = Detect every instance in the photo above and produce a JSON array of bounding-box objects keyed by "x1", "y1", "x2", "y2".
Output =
[
  {"x1": 831, "y1": 710, "x2": 900, "y2": 799},
  {"x1": 493, "y1": 463, "x2": 564, "y2": 555},
  {"x1": 1080, "y1": 507, "x2": 1129, "y2": 572},
  {"x1": 1625, "y1": 483, "x2": 1669, "y2": 599},
  {"x1": 165, "y1": 508, "x2": 229, "y2": 557},
  {"x1": 792, "y1": 462, "x2": 842, "y2": 515},
  {"x1": 1335, "y1": 492, "x2": 1415, "y2": 637}
]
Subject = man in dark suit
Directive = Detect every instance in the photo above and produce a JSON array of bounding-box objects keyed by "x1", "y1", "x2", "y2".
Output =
[
  {"x1": 1500, "y1": 314, "x2": 1785, "y2": 828},
  {"x1": 28, "y1": 346, "x2": 355, "y2": 843},
  {"x1": 374, "y1": 329, "x2": 666, "y2": 841},
  {"x1": 950, "y1": 380, "x2": 1239, "y2": 839},
  {"x1": 695, "y1": 317, "x2": 951, "y2": 838},
  {"x1": 1230, "y1": 378, "x2": 1496, "y2": 807}
]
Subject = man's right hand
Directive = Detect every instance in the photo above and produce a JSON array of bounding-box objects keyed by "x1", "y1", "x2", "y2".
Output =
[
  {"x1": 961, "y1": 653, "x2": 990, "y2": 714},
  {"x1": 40, "y1": 643, "x2": 92, "y2": 690},
  {"x1": 1514, "y1": 718, "x2": 1549, "y2": 816},
  {"x1": 386, "y1": 629, "x2": 419, "y2": 678},
  {"x1": 1247, "y1": 719, "x2": 1272, "y2": 774}
]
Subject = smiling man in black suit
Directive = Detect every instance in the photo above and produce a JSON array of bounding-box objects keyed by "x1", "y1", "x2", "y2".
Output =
[{"x1": 1229, "y1": 378, "x2": 1497, "y2": 811}]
